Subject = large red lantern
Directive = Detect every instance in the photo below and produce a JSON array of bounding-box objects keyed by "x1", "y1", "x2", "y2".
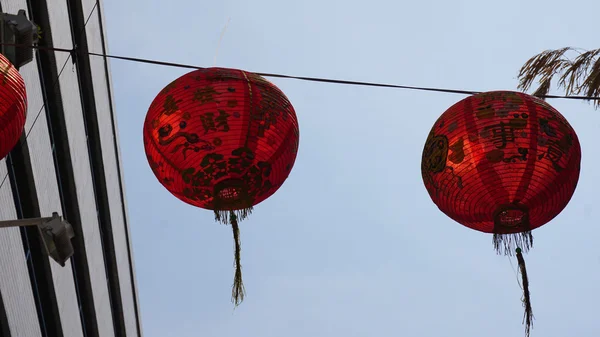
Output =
[
  {"x1": 144, "y1": 67, "x2": 299, "y2": 305},
  {"x1": 0, "y1": 54, "x2": 27, "y2": 160},
  {"x1": 421, "y1": 91, "x2": 581, "y2": 337}
]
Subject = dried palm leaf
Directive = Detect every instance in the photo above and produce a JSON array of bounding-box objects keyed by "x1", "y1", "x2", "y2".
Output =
[{"x1": 517, "y1": 47, "x2": 600, "y2": 107}]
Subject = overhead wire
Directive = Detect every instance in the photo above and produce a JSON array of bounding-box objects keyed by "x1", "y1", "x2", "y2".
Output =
[
  {"x1": 1, "y1": 42, "x2": 600, "y2": 101},
  {"x1": 0, "y1": 37, "x2": 598, "y2": 188},
  {"x1": 1, "y1": 40, "x2": 597, "y2": 188}
]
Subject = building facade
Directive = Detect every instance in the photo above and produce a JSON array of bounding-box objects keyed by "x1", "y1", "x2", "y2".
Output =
[{"x1": 0, "y1": 0, "x2": 142, "y2": 336}]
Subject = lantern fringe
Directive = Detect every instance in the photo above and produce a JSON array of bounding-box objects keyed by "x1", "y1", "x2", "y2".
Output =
[
  {"x1": 516, "y1": 247, "x2": 534, "y2": 337},
  {"x1": 214, "y1": 207, "x2": 253, "y2": 225},
  {"x1": 493, "y1": 232, "x2": 533, "y2": 256}
]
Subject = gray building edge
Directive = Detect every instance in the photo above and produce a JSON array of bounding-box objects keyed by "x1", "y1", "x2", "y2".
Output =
[{"x1": 0, "y1": 0, "x2": 142, "y2": 336}]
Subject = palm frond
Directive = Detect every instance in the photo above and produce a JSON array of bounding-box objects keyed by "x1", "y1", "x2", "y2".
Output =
[
  {"x1": 581, "y1": 51, "x2": 600, "y2": 99},
  {"x1": 517, "y1": 47, "x2": 600, "y2": 107},
  {"x1": 558, "y1": 49, "x2": 600, "y2": 95},
  {"x1": 517, "y1": 47, "x2": 571, "y2": 97}
]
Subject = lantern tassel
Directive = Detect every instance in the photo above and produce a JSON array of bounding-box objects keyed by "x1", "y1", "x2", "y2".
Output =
[
  {"x1": 516, "y1": 247, "x2": 534, "y2": 337},
  {"x1": 213, "y1": 208, "x2": 253, "y2": 306},
  {"x1": 214, "y1": 208, "x2": 253, "y2": 225},
  {"x1": 229, "y1": 210, "x2": 245, "y2": 306}
]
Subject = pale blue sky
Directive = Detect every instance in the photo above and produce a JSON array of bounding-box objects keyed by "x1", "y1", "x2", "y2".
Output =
[{"x1": 103, "y1": 0, "x2": 600, "y2": 336}]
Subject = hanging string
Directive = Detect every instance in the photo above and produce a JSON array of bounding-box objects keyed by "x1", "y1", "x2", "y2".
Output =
[
  {"x1": 213, "y1": 17, "x2": 231, "y2": 67},
  {"x1": 0, "y1": 2, "x2": 99, "y2": 191},
  {"x1": 1, "y1": 42, "x2": 600, "y2": 102},
  {"x1": 507, "y1": 254, "x2": 523, "y2": 290}
]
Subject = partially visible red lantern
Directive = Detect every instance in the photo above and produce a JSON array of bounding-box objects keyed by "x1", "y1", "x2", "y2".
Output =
[
  {"x1": 421, "y1": 91, "x2": 581, "y2": 337},
  {"x1": 144, "y1": 67, "x2": 299, "y2": 305},
  {"x1": 0, "y1": 53, "x2": 27, "y2": 160}
]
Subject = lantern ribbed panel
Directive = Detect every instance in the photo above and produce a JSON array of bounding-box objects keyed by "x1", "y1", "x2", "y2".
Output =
[
  {"x1": 421, "y1": 91, "x2": 581, "y2": 234},
  {"x1": 0, "y1": 54, "x2": 27, "y2": 160},
  {"x1": 143, "y1": 67, "x2": 299, "y2": 211}
]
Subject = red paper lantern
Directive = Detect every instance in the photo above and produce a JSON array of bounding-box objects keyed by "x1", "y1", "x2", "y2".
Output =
[
  {"x1": 421, "y1": 91, "x2": 581, "y2": 336},
  {"x1": 0, "y1": 54, "x2": 27, "y2": 160},
  {"x1": 144, "y1": 67, "x2": 299, "y2": 305}
]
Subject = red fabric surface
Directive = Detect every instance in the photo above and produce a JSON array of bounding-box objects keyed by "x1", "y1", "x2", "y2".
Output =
[
  {"x1": 144, "y1": 68, "x2": 299, "y2": 211},
  {"x1": 0, "y1": 54, "x2": 27, "y2": 160},
  {"x1": 421, "y1": 91, "x2": 581, "y2": 234}
]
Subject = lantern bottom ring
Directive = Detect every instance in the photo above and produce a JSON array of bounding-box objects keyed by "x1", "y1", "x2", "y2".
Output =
[
  {"x1": 213, "y1": 178, "x2": 252, "y2": 210},
  {"x1": 493, "y1": 203, "x2": 530, "y2": 234}
]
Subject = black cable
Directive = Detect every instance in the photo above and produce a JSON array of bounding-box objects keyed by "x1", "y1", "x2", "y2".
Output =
[
  {"x1": 2, "y1": 39, "x2": 597, "y2": 187},
  {"x1": 0, "y1": 3, "x2": 98, "y2": 191},
  {"x1": 1, "y1": 42, "x2": 600, "y2": 101},
  {"x1": 86, "y1": 51, "x2": 482, "y2": 95}
]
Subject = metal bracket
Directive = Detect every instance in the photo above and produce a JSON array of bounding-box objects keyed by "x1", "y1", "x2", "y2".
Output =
[{"x1": 0, "y1": 212, "x2": 76, "y2": 267}]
